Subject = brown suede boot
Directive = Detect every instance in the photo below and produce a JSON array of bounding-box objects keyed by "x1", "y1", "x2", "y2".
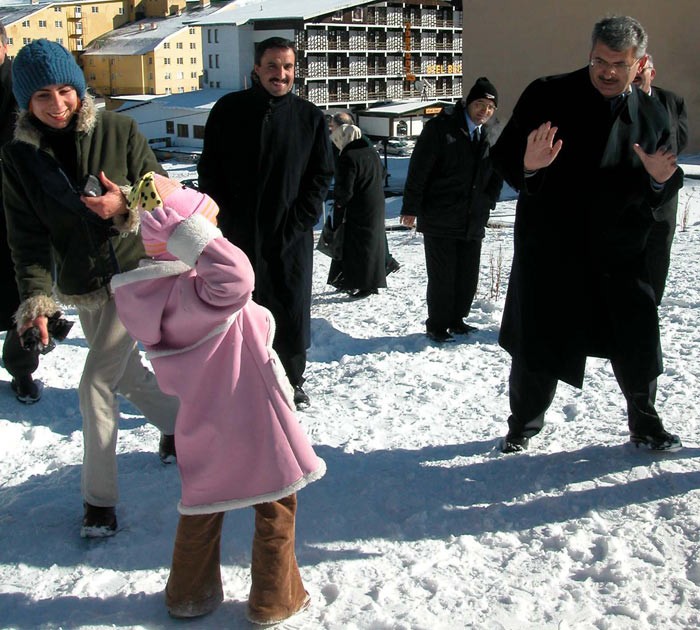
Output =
[
  {"x1": 165, "y1": 512, "x2": 225, "y2": 618},
  {"x1": 247, "y1": 494, "x2": 310, "y2": 625}
]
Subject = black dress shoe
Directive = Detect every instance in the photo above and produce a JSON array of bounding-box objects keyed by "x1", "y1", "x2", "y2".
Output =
[
  {"x1": 386, "y1": 258, "x2": 401, "y2": 275},
  {"x1": 159, "y1": 433, "x2": 177, "y2": 464},
  {"x1": 500, "y1": 434, "x2": 530, "y2": 453},
  {"x1": 293, "y1": 385, "x2": 310, "y2": 410},
  {"x1": 426, "y1": 329, "x2": 455, "y2": 343},
  {"x1": 448, "y1": 322, "x2": 477, "y2": 335},
  {"x1": 347, "y1": 289, "x2": 377, "y2": 299}
]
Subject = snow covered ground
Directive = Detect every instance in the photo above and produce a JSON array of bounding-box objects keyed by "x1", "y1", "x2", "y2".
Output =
[{"x1": 1, "y1": 158, "x2": 700, "y2": 629}]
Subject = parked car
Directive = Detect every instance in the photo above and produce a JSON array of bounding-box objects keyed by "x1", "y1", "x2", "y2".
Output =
[{"x1": 374, "y1": 137, "x2": 415, "y2": 157}]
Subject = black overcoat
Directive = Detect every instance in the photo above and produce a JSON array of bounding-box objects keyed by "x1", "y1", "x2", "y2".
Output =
[
  {"x1": 0, "y1": 57, "x2": 18, "y2": 331},
  {"x1": 492, "y1": 67, "x2": 684, "y2": 388},
  {"x1": 198, "y1": 85, "x2": 333, "y2": 356},
  {"x1": 328, "y1": 138, "x2": 387, "y2": 291},
  {"x1": 402, "y1": 100, "x2": 502, "y2": 241}
]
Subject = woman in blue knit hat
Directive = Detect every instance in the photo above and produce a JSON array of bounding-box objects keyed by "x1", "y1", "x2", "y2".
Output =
[{"x1": 1, "y1": 39, "x2": 179, "y2": 538}]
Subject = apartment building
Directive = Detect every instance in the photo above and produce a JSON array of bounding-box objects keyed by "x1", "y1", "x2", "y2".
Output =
[
  {"x1": 82, "y1": 7, "x2": 218, "y2": 96},
  {"x1": 191, "y1": 0, "x2": 463, "y2": 108},
  {"x1": 0, "y1": 1, "x2": 130, "y2": 57}
]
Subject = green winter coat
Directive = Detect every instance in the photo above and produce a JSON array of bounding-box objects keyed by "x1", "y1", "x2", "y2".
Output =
[{"x1": 1, "y1": 95, "x2": 163, "y2": 321}]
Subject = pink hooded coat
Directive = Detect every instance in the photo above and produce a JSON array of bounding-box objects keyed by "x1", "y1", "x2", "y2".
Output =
[{"x1": 111, "y1": 206, "x2": 325, "y2": 515}]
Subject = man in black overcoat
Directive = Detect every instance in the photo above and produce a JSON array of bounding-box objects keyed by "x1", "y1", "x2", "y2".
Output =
[
  {"x1": 0, "y1": 22, "x2": 42, "y2": 403},
  {"x1": 492, "y1": 16, "x2": 684, "y2": 453},
  {"x1": 633, "y1": 54, "x2": 688, "y2": 304},
  {"x1": 401, "y1": 77, "x2": 503, "y2": 342},
  {"x1": 198, "y1": 37, "x2": 333, "y2": 409}
]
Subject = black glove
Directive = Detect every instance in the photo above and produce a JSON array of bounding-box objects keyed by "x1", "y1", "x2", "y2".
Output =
[{"x1": 22, "y1": 312, "x2": 74, "y2": 355}]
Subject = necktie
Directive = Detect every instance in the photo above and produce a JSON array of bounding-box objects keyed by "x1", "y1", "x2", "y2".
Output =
[{"x1": 473, "y1": 127, "x2": 481, "y2": 143}]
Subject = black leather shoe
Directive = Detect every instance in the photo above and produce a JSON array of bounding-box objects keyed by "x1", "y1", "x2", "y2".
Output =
[
  {"x1": 426, "y1": 329, "x2": 455, "y2": 343},
  {"x1": 293, "y1": 385, "x2": 310, "y2": 410},
  {"x1": 448, "y1": 321, "x2": 477, "y2": 335},
  {"x1": 386, "y1": 258, "x2": 401, "y2": 275},
  {"x1": 500, "y1": 434, "x2": 530, "y2": 453},
  {"x1": 81, "y1": 503, "x2": 117, "y2": 538},
  {"x1": 159, "y1": 434, "x2": 177, "y2": 464},
  {"x1": 347, "y1": 289, "x2": 377, "y2": 299},
  {"x1": 630, "y1": 431, "x2": 682, "y2": 452}
]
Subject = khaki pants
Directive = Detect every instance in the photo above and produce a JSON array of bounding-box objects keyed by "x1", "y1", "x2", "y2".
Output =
[
  {"x1": 166, "y1": 494, "x2": 308, "y2": 622},
  {"x1": 78, "y1": 298, "x2": 178, "y2": 506}
]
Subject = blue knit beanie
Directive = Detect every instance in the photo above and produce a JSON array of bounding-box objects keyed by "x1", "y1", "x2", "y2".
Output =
[{"x1": 12, "y1": 39, "x2": 86, "y2": 110}]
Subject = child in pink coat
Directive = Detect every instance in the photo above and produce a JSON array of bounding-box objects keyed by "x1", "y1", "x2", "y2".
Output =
[{"x1": 111, "y1": 173, "x2": 325, "y2": 623}]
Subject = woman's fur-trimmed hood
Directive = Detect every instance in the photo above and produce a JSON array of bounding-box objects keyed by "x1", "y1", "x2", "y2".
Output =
[{"x1": 13, "y1": 93, "x2": 97, "y2": 148}]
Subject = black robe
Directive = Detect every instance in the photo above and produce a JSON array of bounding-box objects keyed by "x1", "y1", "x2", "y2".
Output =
[
  {"x1": 1, "y1": 58, "x2": 19, "y2": 331},
  {"x1": 198, "y1": 85, "x2": 333, "y2": 357},
  {"x1": 328, "y1": 138, "x2": 387, "y2": 291},
  {"x1": 492, "y1": 67, "x2": 684, "y2": 388}
]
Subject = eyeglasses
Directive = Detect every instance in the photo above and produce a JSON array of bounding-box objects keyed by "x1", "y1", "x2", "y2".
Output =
[{"x1": 589, "y1": 57, "x2": 638, "y2": 75}]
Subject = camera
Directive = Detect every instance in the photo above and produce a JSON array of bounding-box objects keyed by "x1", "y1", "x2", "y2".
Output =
[
  {"x1": 21, "y1": 312, "x2": 74, "y2": 355},
  {"x1": 80, "y1": 174, "x2": 105, "y2": 198}
]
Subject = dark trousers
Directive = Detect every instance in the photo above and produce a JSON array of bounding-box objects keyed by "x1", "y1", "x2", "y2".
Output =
[
  {"x1": 423, "y1": 234, "x2": 482, "y2": 331},
  {"x1": 645, "y1": 200, "x2": 677, "y2": 305},
  {"x1": 507, "y1": 356, "x2": 665, "y2": 438},
  {"x1": 2, "y1": 327, "x2": 39, "y2": 381},
  {"x1": 276, "y1": 350, "x2": 306, "y2": 388}
]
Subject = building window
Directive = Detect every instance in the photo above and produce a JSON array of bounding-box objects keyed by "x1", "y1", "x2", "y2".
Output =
[
  {"x1": 165, "y1": 88, "x2": 172, "y2": 95},
  {"x1": 352, "y1": 7, "x2": 363, "y2": 21},
  {"x1": 118, "y1": 7, "x2": 123, "y2": 14},
  {"x1": 176, "y1": 71, "x2": 184, "y2": 79},
  {"x1": 177, "y1": 124, "x2": 189, "y2": 138},
  {"x1": 22, "y1": 20, "x2": 30, "y2": 27},
  {"x1": 214, "y1": 29, "x2": 218, "y2": 44},
  {"x1": 190, "y1": 57, "x2": 197, "y2": 64},
  {"x1": 190, "y1": 42, "x2": 196, "y2": 49},
  {"x1": 148, "y1": 72, "x2": 153, "y2": 80},
  {"x1": 7, "y1": 38, "x2": 13, "y2": 46},
  {"x1": 215, "y1": 54, "x2": 219, "y2": 68},
  {"x1": 176, "y1": 42, "x2": 183, "y2": 49},
  {"x1": 164, "y1": 72, "x2": 171, "y2": 79},
  {"x1": 148, "y1": 57, "x2": 153, "y2": 65},
  {"x1": 164, "y1": 43, "x2": 170, "y2": 49},
  {"x1": 38, "y1": 20, "x2": 47, "y2": 27},
  {"x1": 55, "y1": 20, "x2": 62, "y2": 27},
  {"x1": 189, "y1": 28, "x2": 196, "y2": 35},
  {"x1": 166, "y1": 121, "x2": 174, "y2": 134},
  {"x1": 54, "y1": 6, "x2": 62, "y2": 11},
  {"x1": 176, "y1": 57, "x2": 183, "y2": 65},
  {"x1": 177, "y1": 87, "x2": 185, "y2": 93},
  {"x1": 89, "y1": 73, "x2": 96, "y2": 80},
  {"x1": 164, "y1": 58, "x2": 171, "y2": 65},
  {"x1": 56, "y1": 38, "x2": 63, "y2": 45},
  {"x1": 190, "y1": 71, "x2": 198, "y2": 78},
  {"x1": 208, "y1": 54, "x2": 212, "y2": 68},
  {"x1": 23, "y1": 37, "x2": 31, "y2": 45},
  {"x1": 207, "y1": 29, "x2": 211, "y2": 44},
  {"x1": 193, "y1": 125, "x2": 205, "y2": 139},
  {"x1": 332, "y1": 11, "x2": 342, "y2": 21},
  {"x1": 92, "y1": 6, "x2": 99, "y2": 13}
]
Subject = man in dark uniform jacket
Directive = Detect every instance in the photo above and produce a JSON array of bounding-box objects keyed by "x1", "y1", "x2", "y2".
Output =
[
  {"x1": 492, "y1": 16, "x2": 684, "y2": 453},
  {"x1": 0, "y1": 22, "x2": 42, "y2": 403},
  {"x1": 401, "y1": 77, "x2": 503, "y2": 342},
  {"x1": 198, "y1": 37, "x2": 333, "y2": 409},
  {"x1": 633, "y1": 54, "x2": 688, "y2": 304}
]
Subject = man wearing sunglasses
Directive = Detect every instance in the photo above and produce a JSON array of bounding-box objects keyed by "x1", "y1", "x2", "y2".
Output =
[{"x1": 492, "y1": 16, "x2": 684, "y2": 454}]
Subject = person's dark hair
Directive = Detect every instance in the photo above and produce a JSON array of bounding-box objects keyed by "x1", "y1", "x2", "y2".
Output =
[
  {"x1": 332, "y1": 112, "x2": 355, "y2": 126},
  {"x1": 591, "y1": 15, "x2": 648, "y2": 58},
  {"x1": 254, "y1": 37, "x2": 296, "y2": 65},
  {"x1": 0, "y1": 21, "x2": 8, "y2": 47}
]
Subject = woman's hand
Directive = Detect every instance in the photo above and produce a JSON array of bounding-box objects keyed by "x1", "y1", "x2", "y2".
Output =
[{"x1": 81, "y1": 171, "x2": 127, "y2": 220}]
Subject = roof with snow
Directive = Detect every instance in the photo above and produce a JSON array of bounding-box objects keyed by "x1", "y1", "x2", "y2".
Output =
[
  {"x1": 82, "y1": 5, "x2": 222, "y2": 56},
  {"x1": 187, "y1": 0, "x2": 376, "y2": 27},
  {"x1": 115, "y1": 88, "x2": 231, "y2": 112}
]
